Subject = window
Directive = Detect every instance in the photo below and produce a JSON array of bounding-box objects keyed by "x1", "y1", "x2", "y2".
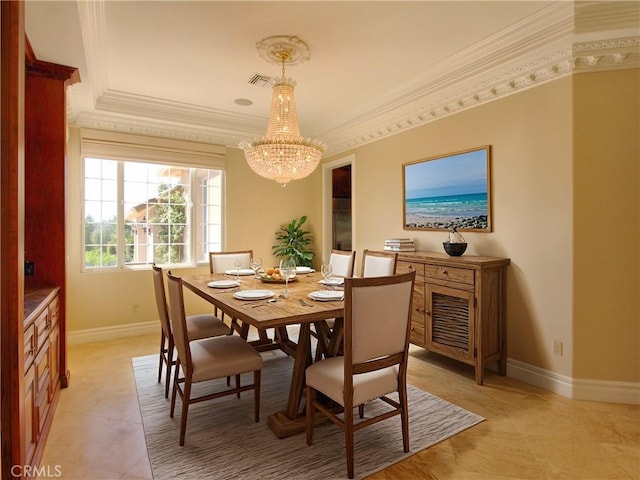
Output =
[{"x1": 83, "y1": 158, "x2": 223, "y2": 270}]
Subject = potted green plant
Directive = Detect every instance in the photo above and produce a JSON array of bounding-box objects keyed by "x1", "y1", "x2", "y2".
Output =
[{"x1": 272, "y1": 215, "x2": 314, "y2": 267}]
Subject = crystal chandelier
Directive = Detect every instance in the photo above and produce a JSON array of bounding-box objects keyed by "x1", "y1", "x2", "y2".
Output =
[{"x1": 240, "y1": 36, "x2": 325, "y2": 186}]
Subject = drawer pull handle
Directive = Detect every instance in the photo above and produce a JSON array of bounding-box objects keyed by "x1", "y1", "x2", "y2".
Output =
[{"x1": 442, "y1": 269, "x2": 448, "y2": 275}]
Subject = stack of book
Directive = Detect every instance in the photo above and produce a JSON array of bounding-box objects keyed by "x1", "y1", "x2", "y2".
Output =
[{"x1": 384, "y1": 238, "x2": 416, "y2": 252}]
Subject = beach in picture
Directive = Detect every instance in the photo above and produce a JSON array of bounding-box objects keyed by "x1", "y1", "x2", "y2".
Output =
[{"x1": 403, "y1": 147, "x2": 490, "y2": 231}]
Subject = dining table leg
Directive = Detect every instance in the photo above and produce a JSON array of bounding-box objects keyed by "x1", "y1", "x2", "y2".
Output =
[{"x1": 267, "y1": 322, "x2": 314, "y2": 438}]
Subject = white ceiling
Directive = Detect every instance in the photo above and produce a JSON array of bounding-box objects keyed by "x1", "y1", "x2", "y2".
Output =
[{"x1": 25, "y1": 1, "x2": 639, "y2": 156}]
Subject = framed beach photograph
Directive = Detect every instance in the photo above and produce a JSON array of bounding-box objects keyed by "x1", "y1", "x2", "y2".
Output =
[{"x1": 403, "y1": 146, "x2": 492, "y2": 232}]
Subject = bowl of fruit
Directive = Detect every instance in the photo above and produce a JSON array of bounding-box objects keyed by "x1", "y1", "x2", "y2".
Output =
[{"x1": 259, "y1": 267, "x2": 297, "y2": 283}]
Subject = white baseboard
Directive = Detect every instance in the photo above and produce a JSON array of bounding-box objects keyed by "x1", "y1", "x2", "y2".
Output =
[
  {"x1": 68, "y1": 321, "x2": 159, "y2": 345},
  {"x1": 572, "y1": 377, "x2": 640, "y2": 405},
  {"x1": 66, "y1": 327, "x2": 640, "y2": 405},
  {"x1": 507, "y1": 358, "x2": 640, "y2": 405}
]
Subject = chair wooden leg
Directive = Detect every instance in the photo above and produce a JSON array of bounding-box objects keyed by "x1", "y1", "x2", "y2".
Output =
[
  {"x1": 179, "y1": 376, "x2": 192, "y2": 446},
  {"x1": 345, "y1": 401, "x2": 355, "y2": 479},
  {"x1": 170, "y1": 359, "x2": 180, "y2": 418},
  {"x1": 235, "y1": 374, "x2": 241, "y2": 398},
  {"x1": 358, "y1": 404, "x2": 365, "y2": 419},
  {"x1": 165, "y1": 337, "x2": 174, "y2": 399},
  {"x1": 400, "y1": 380, "x2": 410, "y2": 452},
  {"x1": 306, "y1": 385, "x2": 315, "y2": 446},
  {"x1": 157, "y1": 332, "x2": 165, "y2": 383},
  {"x1": 254, "y1": 369, "x2": 261, "y2": 422}
]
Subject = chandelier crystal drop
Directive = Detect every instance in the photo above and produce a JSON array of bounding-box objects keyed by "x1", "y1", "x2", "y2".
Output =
[{"x1": 240, "y1": 36, "x2": 325, "y2": 186}]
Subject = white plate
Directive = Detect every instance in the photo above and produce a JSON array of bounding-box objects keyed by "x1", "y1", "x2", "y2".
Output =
[
  {"x1": 295, "y1": 266, "x2": 314, "y2": 274},
  {"x1": 308, "y1": 290, "x2": 345, "y2": 302},
  {"x1": 233, "y1": 289, "x2": 275, "y2": 301},
  {"x1": 207, "y1": 280, "x2": 240, "y2": 288},
  {"x1": 318, "y1": 277, "x2": 344, "y2": 286},
  {"x1": 224, "y1": 268, "x2": 255, "y2": 276}
]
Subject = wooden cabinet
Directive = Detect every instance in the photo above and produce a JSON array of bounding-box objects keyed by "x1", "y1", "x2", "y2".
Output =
[
  {"x1": 24, "y1": 39, "x2": 78, "y2": 392},
  {"x1": 6, "y1": 41, "x2": 79, "y2": 472},
  {"x1": 397, "y1": 251, "x2": 509, "y2": 385},
  {"x1": 0, "y1": 16, "x2": 77, "y2": 475},
  {"x1": 23, "y1": 287, "x2": 61, "y2": 465}
]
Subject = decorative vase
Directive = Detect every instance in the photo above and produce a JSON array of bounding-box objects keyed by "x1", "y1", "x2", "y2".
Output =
[{"x1": 443, "y1": 227, "x2": 467, "y2": 256}]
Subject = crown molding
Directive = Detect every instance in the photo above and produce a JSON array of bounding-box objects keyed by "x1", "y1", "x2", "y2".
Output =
[
  {"x1": 69, "y1": 110, "x2": 244, "y2": 147},
  {"x1": 77, "y1": 0, "x2": 108, "y2": 101},
  {"x1": 95, "y1": 90, "x2": 266, "y2": 136},
  {"x1": 573, "y1": 36, "x2": 640, "y2": 71},
  {"x1": 67, "y1": 1, "x2": 639, "y2": 157}
]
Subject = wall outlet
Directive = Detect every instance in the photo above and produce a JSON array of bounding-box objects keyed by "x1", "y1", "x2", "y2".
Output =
[
  {"x1": 25, "y1": 261, "x2": 35, "y2": 276},
  {"x1": 553, "y1": 340, "x2": 563, "y2": 356}
]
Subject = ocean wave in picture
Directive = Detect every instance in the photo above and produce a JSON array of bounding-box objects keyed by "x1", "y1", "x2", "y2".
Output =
[{"x1": 406, "y1": 192, "x2": 487, "y2": 218}]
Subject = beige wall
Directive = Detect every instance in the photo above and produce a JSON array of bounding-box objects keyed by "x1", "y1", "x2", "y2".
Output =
[
  {"x1": 327, "y1": 78, "x2": 576, "y2": 377},
  {"x1": 223, "y1": 146, "x2": 322, "y2": 268},
  {"x1": 325, "y1": 69, "x2": 639, "y2": 383},
  {"x1": 65, "y1": 68, "x2": 639, "y2": 384},
  {"x1": 573, "y1": 69, "x2": 640, "y2": 382}
]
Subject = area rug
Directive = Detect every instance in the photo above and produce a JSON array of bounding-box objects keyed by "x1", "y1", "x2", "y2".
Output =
[{"x1": 133, "y1": 352, "x2": 484, "y2": 480}]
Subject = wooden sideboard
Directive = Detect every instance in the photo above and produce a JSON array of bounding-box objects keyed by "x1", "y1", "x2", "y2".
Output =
[
  {"x1": 396, "y1": 251, "x2": 510, "y2": 384},
  {"x1": 23, "y1": 287, "x2": 61, "y2": 465}
]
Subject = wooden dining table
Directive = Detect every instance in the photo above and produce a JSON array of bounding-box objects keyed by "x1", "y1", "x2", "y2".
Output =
[{"x1": 181, "y1": 271, "x2": 344, "y2": 438}]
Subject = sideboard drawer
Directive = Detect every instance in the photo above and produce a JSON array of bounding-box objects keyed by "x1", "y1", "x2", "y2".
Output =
[
  {"x1": 397, "y1": 261, "x2": 425, "y2": 278},
  {"x1": 424, "y1": 264, "x2": 474, "y2": 285}
]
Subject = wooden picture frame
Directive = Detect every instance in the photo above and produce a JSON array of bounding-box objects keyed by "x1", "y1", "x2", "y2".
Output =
[{"x1": 403, "y1": 146, "x2": 492, "y2": 232}]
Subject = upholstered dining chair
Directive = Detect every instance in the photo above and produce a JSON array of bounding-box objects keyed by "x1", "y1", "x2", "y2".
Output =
[
  {"x1": 315, "y1": 249, "x2": 397, "y2": 361},
  {"x1": 208, "y1": 250, "x2": 252, "y2": 275},
  {"x1": 313, "y1": 249, "x2": 356, "y2": 361},
  {"x1": 152, "y1": 264, "x2": 231, "y2": 398},
  {"x1": 305, "y1": 270, "x2": 416, "y2": 479},
  {"x1": 329, "y1": 249, "x2": 356, "y2": 277},
  {"x1": 166, "y1": 271, "x2": 263, "y2": 446},
  {"x1": 361, "y1": 249, "x2": 398, "y2": 277},
  {"x1": 209, "y1": 250, "x2": 275, "y2": 347}
]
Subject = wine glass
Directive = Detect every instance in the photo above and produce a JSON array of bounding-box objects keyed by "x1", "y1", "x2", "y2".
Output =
[
  {"x1": 250, "y1": 257, "x2": 262, "y2": 288},
  {"x1": 279, "y1": 257, "x2": 296, "y2": 296},
  {"x1": 233, "y1": 259, "x2": 241, "y2": 281},
  {"x1": 321, "y1": 263, "x2": 333, "y2": 288}
]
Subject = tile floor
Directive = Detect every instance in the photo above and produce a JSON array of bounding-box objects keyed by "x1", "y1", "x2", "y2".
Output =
[{"x1": 39, "y1": 332, "x2": 640, "y2": 479}]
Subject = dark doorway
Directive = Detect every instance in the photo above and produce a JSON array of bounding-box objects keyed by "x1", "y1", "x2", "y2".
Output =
[{"x1": 332, "y1": 164, "x2": 352, "y2": 250}]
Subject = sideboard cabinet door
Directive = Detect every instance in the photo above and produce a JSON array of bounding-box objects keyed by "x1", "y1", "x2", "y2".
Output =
[{"x1": 426, "y1": 283, "x2": 475, "y2": 363}]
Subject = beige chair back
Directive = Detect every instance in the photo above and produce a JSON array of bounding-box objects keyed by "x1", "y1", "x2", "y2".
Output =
[
  {"x1": 329, "y1": 249, "x2": 356, "y2": 277},
  {"x1": 152, "y1": 264, "x2": 171, "y2": 337},
  {"x1": 345, "y1": 272, "x2": 415, "y2": 365},
  {"x1": 361, "y1": 249, "x2": 398, "y2": 277},
  {"x1": 165, "y1": 272, "x2": 192, "y2": 369},
  {"x1": 209, "y1": 250, "x2": 253, "y2": 273}
]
